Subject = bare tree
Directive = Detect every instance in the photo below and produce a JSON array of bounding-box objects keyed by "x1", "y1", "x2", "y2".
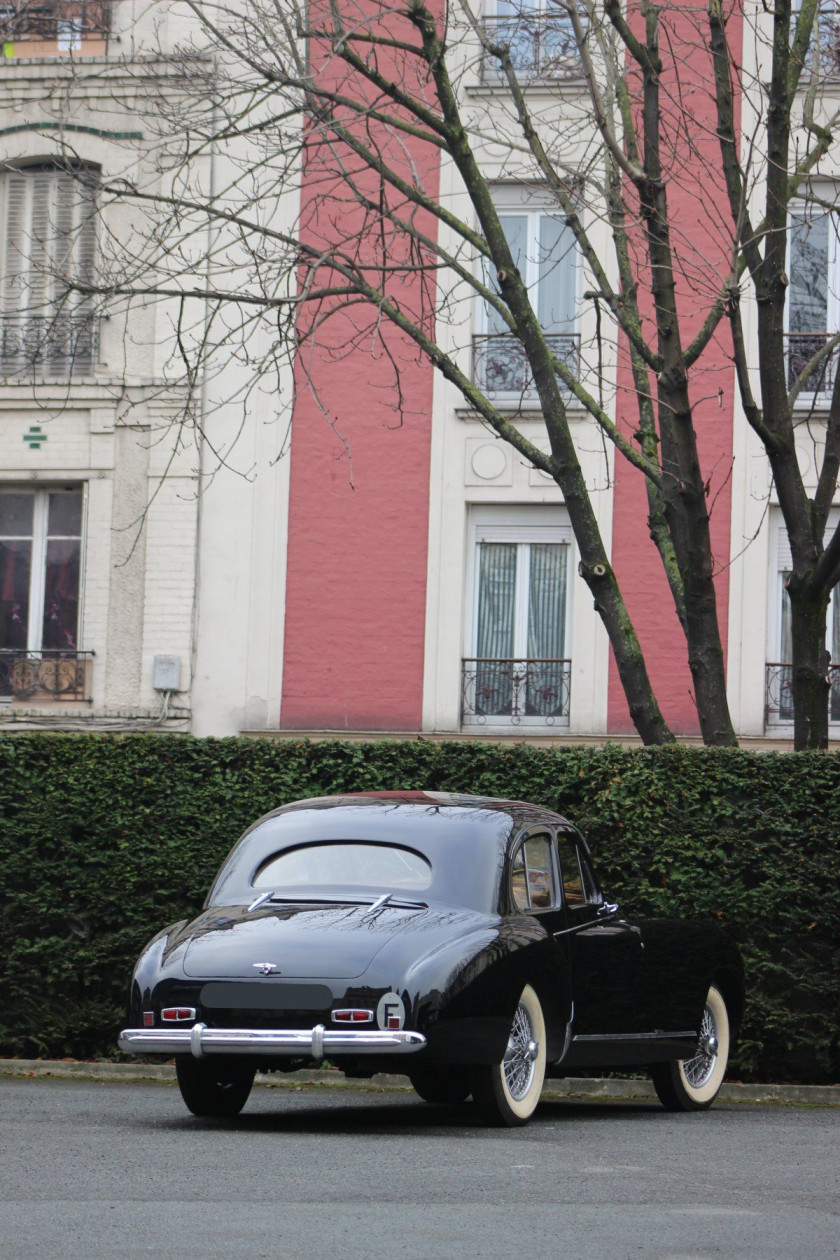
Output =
[{"x1": 40, "y1": 0, "x2": 840, "y2": 746}]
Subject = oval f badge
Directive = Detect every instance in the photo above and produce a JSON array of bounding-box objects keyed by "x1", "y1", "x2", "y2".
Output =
[{"x1": 376, "y1": 991, "x2": 405, "y2": 1030}]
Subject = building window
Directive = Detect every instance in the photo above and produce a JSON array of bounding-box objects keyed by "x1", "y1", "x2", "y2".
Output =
[
  {"x1": 480, "y1": 0, "x2": 579, "y2": 82},
  {"x1": 0, "y1": 163, "x2": 98, "y2": 376},
  {"x1": 0, "y1": 487, "x2": 91, "y2": 701},
  {"x1": 0, "y1": 3, "x2": 110, "y2": 57},
  {"x1": 462, "y1": 508, "x2": 572, "y2": 725},
  {"x1": 474, "y1": 191, "x2": 579, "y2": 398},
  {"x1": 786, "y1": 202, "x2": 840, "y2": 395},
  {"x1": 765, "y1": 516, "x2": 840, "y2": 725}
]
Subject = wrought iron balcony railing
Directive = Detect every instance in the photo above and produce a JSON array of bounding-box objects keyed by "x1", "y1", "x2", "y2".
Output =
[
  {"x1": 0, "y1": 1, "x2": 110, "y2": 40},
  {"x1": 0, "y1": 650, "x2": 93, "y2": 702},
  {"x1": 473, "y1": 332, "x2": 579, "y2": 396},
  {"x1": 479, "y1": 13, "x2": 580, "y2": 81},
  {"x1": 785, "y1": 333, "x2": 839, "y2": 395},
  {"x1": 765, "y1": 661, "x2": 840, "y2": 725},
  {"x1": 462, "y1": 657, "x2": 571, "y2": 724},
  {"x1": 0, "y1": 314, "x2": 98, "y2": 375}
]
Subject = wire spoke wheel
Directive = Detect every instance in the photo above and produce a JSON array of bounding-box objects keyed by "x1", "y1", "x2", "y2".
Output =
[
  {"x1": 651, "y1": 985, "x2": 731, "y2": 1112},
  {"x1": 503, "y1": 1001, "x2": 539, "y2": 1101},
  {"x1": 471, "y1": 984, "x2": 546, "y2": 1126},
  {"x1": 681, "y1": 1001, "x2": 719, "y2": 1089}
]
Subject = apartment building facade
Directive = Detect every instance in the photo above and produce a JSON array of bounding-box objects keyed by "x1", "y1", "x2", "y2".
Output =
[{"x1": 0, "y1": 0, "x2": 837, "y2": 743}]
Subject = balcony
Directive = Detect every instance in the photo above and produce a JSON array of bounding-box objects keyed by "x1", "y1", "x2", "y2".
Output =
[
  {"x1": 765, "y1": 662, "x2": 840, "y2": 725},
  {"x1": 0, "y1": 314, "x2": 98, "y2": 376},
  {"x1": 479, "y1": 13, "x2": 579, "y2": 82},
  {"x1": 0, "y1": 1, "x2": 110, "y2": 44},
  {"x1": 0, "y1": 650, "x2": 93, "y2": 702},
  {"x1": 462, "y1": 657, "x2": 571, "y2": 725},
  {"x1": 786, "y1": 333, "x2": 839, "y2": 395},
  {"x1": 473, "y1": 332, "x2": 579, "y2": 397}
]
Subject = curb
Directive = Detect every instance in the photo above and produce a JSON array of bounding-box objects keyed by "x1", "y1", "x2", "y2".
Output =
[{"x1": 1, "y1": 1059, "x2": 837, "y2": 1105}]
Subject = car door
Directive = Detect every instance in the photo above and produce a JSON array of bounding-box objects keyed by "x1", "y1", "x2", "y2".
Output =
[
  {"x1": 553, "y1": 828, "x2": 648, "y2": 1040},
  {"x1": 509, "y1": 828, "x2": 572, "y2": 1059}
]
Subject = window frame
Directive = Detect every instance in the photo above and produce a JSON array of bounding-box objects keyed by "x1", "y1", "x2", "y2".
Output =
[
  {"x1": 509, "y1": 828, "x2": 559, "y2": 913},
  {"x1": 554, "y1": 827, "x2": 602, "y2": 910},
  {"x1": 0, "y1": 484, "x2": 87, "y2": 655},
  {"x1": 0, "y1": 161, "x2": 99, "y2": 377},
  {"x1": 475, "y1": 187, "x2": 579, "y2": 399},
  {"x1": 463, "y1": 505, "x2": 574, "y2": 728},
  {"x1": 766, "y1": 509, "x2": 840, "y2": 728}
]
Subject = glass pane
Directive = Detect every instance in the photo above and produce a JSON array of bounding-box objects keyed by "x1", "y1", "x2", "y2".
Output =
[
  {"x1": 476, "y1": 543, "x2": 517, "y2": 716},
  {"x1": 41, "y1": 538, "x2": 80, "y2": 651},
  {"x1": 253, "y1": 843, "x2": 432, "y2": 891},
  {"x1": 831, "y1": 591, "x2": 840, "y2": 721},
  {"x1": 484, "y1": 215, "x2": 528, "y2": 337},
  {"x1": 779, "y1": 572, "x2": 793, "y2": 721},
  {"x1": 48, "y1": 490, "x2": 82, "y2": 537},
  {"x1": 537, "y1": 215, "x2": 575, "y2": 332},
  {"x1": 526, "y1": 543, "x2": 568, "y2": 717},
  {"x1": 556, "y1": 835, "x2": 585, "y2": 906},
  {"x1": 523, "y1": 834, "x2": 554, "y2": 909},
  {"x1": 477, "y1": 542, "x2": 516, "y2": 658},
  {"x1": 511, "y1": 846, "x2": 529, "y2": 910},
  {"x1": 0, "y1": 539, "x2": 31, "y2": 650},
  {"x1": 528, "y1": 543, "x2": 567, "y2": 657},
  {"x1": 0, "y1": 493, "x2": 34, "y2": 537},
  {"x1": 789, "y1": 212, "x2": 829, "y2": 333}
]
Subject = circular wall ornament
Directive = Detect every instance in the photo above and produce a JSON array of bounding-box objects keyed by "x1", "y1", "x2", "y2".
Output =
[{"x1": 471, "y1": 444, "x2": 507, "y2": 480}]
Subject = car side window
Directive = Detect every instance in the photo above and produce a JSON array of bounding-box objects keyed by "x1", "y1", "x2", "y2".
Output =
[
  {"x1": 555, "y1": 832, "x2": 599, "y2": 908},
  {"x1": 511, "y1": 833, "x2": 556, "y2": 912}
]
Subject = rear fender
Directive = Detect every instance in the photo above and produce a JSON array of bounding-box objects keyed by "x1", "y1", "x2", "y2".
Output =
[
  {"x1": 408, "y1": 917, "x2": 569, "y2": 1064},
  {"x1": 127, "y1": 922, "x2": 187, "y2": 1023}
]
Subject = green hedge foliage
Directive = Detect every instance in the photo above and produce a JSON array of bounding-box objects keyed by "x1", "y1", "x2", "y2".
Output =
[{"x1": 1, "y1": 734, "x2": 838, "y2": 1083}]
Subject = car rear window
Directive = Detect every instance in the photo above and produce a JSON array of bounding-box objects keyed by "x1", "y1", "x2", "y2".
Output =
[{"x1": 252, "y1": 842, "x2": 433, "y2": 891}]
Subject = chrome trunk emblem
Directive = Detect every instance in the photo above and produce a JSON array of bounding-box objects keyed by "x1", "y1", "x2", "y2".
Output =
[{"x1": 253, "y1": 962, "x2": 279, "y2": 975}]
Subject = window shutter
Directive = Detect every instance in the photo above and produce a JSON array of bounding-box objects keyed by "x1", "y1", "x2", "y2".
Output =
[
  {"x1": 1, "y1": 172, "x2": 30, "y2": 313},
  {"x1": 27, "y1": 169, "x2": 53, "y2": 321}
]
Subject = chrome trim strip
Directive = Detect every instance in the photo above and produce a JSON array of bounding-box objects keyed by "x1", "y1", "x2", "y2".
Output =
[
  {"x1": 118, "y1": 1026, "x2": 427, "y2": 1057},
  {"x1": 552, "y1": 921, "x2": 602, "y2": 937},
  {"x1": 572, "y1": 1030, "x2": 697, "y2": 1043}
]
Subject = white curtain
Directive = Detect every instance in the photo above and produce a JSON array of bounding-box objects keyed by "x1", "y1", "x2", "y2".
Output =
[{"x1": 476, "y1": 543, "x2": 516, "y2": 714}]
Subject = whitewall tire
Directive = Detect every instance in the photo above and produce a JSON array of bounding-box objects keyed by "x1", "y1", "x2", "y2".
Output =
[
  {"x1": 471, "y1": 985, "x2": 547, "y2": 1127},
  {"x1": 651, "y1": 985, "x2": 730, "y2": 1112}
]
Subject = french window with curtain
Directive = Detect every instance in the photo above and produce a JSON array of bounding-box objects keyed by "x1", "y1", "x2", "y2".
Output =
[
  {"x1": 787, "y1": 201, "x2": 840, "y2": 394},
  {"x1": 773, "y1": 518, "x2": 840, "y2": 723},
  {"x1": 0, "y1": 487, "x2": 84, "y2": 659},
  {"x1": 466, "y1": 513, "x2": 572, "y2": 724},
  {"x1": 475, "y1": 190, "x2": 578, "y2": 396}
]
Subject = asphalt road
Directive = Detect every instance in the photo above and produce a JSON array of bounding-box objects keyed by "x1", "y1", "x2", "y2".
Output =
[{"x1": 1, "y1": 1079, "x2": 838, "y2": 1259}]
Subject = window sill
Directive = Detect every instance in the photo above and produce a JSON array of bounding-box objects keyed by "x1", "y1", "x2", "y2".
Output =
[
  {"x1": 465, "y1": 78, "x2": 586, "y2": 98},
  {"x1": 455, "y1": 398, "x2": 587, "y2": 421}
]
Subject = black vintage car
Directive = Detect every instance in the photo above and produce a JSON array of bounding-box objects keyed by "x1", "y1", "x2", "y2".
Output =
[{"x1": 119, "y1": 792, "x2": 744, "y2": 1126}]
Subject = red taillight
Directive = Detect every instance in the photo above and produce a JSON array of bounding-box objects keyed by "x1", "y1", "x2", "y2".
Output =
[
  {"x1": 387, "y1": 1015, "x2": 402, "y2": 1029},
  {"x1": 332, "y1": 1008, "x2": 374, "y2": 1024},
  {"x1": 161, "y1": 1007, "x2": 196, "y2": 1022},
  {"x1": 143, "y1": 1011, "x2": 154, "y2": 1027}
]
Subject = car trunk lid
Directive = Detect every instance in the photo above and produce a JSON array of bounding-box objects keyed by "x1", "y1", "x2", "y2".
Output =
[{"x1": 182, "y1": 901, "x2": 424, "y2": 980}]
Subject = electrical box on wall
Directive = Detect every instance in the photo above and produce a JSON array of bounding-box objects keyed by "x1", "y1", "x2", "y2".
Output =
[{"x1": 153, "y1": 655, "x2": 182, "y2": 692}]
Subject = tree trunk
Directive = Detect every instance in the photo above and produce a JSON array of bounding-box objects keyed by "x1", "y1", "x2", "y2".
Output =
[{"x1": 787, "y1": 576, "x2": 831, "y2": 750}]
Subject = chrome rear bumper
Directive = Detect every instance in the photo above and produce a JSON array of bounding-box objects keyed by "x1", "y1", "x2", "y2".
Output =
[{"x1": 118, "y1": 1022, "x2": 426, "y2": 1060}]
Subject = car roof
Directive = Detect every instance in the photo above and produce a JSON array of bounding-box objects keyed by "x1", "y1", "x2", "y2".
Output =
[
  {"x1": 205, "y1": 792, "x2": 577, "y2": 912},
  {"x1": 274, "y1": 790, "x2": 572, "y2": 828}
]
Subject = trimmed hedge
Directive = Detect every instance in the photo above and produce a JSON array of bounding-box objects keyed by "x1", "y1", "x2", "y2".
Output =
[{"x1": 0, "y1": 734, "x2": 838, "y2": 1083}]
